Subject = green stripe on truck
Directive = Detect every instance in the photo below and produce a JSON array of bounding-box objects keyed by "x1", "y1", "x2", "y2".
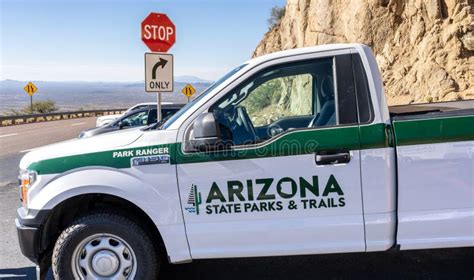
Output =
[
  {"x1": 27, "y1": 146, "x2": 160, "y2": 175},
  {"x1": 27, "y1": 123, "x2": 391, "y2": 175},
  {"x1": 173, "y1": 125, "x2": 362, "y2": 164},
  {"x1": 393, "y1": 115, "x2": 474, "y2": 146}
]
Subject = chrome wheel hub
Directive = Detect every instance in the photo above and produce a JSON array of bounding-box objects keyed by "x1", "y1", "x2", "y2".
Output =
[{"x1": 72, "y1": 234, "x2": 136, "y2": 279}]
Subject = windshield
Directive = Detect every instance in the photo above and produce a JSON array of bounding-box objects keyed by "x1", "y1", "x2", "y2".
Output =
[
  {"x1": 161, "y1": 63, "x2": 247, "y2": 129},
  {"x1": 111, "y1": 109, "x2": 148, "y2": 127}
]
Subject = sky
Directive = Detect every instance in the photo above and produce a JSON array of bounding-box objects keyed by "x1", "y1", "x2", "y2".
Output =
[{"x1": 0, "y1": 0, "x2": 285, "y2": 82}]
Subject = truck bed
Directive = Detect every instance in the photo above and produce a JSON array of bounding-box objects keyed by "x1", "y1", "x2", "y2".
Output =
[
  {"x1": 390, "y1": 100, "x2": 474, "y2": 146},
  {"x1": 389, "y1": 100, "x2": 474, "y2": 120},
  {"x1": 389, "y1": 100, "x2": 474, "y2": 250}
]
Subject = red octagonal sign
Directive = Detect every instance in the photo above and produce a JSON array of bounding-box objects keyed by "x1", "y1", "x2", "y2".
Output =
[{"x1": 141, "y1": 13, "x2": 176, "y2": 52}]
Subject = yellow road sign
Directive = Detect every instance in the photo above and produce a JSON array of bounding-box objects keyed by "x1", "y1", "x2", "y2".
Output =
[
  {"x1": 181, "y1": 84, "x2": 196, "y2": 98},
  {"x1": 24, "y1": 82, "x2": 38, "y2": 96}
]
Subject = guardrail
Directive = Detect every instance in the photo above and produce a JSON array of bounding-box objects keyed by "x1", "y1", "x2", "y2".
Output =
[{"x1": 0, "y1": 109, "x2": 127, "y2": 127}]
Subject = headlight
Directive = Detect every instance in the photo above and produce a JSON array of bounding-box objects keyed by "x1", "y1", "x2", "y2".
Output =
[{"x1": 18, "y1": 170, "x2": 37, "y2": 208}]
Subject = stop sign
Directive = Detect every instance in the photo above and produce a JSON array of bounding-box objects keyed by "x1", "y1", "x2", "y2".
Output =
[{"x1": 141, "y1": 13, "x2": 176, "y2": 52}]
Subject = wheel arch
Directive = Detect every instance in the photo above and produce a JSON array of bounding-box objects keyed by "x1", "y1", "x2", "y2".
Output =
[
  {"x1": 39, "y1": 193, "x2": 168, "y2": 267},
  {"x1": 32, "y1": 168, "x2": 191, "y2": 265}
]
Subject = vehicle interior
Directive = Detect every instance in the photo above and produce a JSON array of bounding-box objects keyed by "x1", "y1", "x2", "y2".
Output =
[
  {"x1": 114, "y1": 108, "x2": 180, "y2": 129},
  {"x1": 116, "y1": 110, "x2": 149, "y2": 128},
  {"x1": 148, "y1": 108, "x2": 180, "y2": 125},
  {"x1": 210, "y1": 58, "x2": 336, "y2": 146}
]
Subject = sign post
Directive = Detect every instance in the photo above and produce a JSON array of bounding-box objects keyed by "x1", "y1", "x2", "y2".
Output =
[
  {"x1": 23, "y1": 82, "x2": 38, "y2": 114},
  {"x1": 141, "y1": 13, "x2": 176, "y2": 123},
  {"x1": 157, "y1": 92, "x2": 162, "y2": 122}
]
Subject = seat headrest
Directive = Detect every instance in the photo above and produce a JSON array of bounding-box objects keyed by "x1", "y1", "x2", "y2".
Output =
[{"x1": 320, "y1": 76, "x2": 334, "y2": 99}]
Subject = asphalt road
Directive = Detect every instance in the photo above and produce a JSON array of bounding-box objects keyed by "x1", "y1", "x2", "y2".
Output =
[
  {"x1": 0, "y1": 117, "x2": 96, "y2": 186},
  {"x1": 0, "y1": 118, "x2": 95, "y2": 155},
  {"x1": 0, "y1": 118, "x2": 473, "y2": 279},
  {"x1": 0, "y1": 118, "x2": 97, "y2": 278}
]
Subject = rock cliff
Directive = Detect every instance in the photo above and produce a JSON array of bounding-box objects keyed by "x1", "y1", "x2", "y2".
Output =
[{"x1": 253, "y1": 0, "x2": 473, "y2": 105}]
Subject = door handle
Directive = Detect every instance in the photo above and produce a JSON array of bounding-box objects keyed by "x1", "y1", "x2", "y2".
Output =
[{"x1": 315, "y1": 150, "x2": 351, "y2": 165}]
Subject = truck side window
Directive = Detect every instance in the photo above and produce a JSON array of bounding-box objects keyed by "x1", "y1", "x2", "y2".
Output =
[
  {"x1": 352, "y1": 54, "x2": 373, "y2": 123},
  {"x1": 335, "y1": 54, "x2": 358, "y2": 125},
  {"x1": 240, "y1": 73, "x2": 313, "y2": 127},
  {"x1": 211, "y1": 58, "x2": 338, "y2": 146}
]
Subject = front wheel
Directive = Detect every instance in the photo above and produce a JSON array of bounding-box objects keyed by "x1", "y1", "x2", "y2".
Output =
[{"x1": 52, "y1": 212, "x2": 159, "y2": 279}]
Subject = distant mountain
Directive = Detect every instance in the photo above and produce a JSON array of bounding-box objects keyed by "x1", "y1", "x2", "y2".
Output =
[
  {"x1": 0, "y1": 79, "x2": 212, "y2": 115},
  {"x1": 175, "y1": 75, "x2": 212, "y2": 84}
]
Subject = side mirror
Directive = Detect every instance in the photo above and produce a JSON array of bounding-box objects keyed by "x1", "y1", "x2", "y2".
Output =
[
  {"x1": 190, "y1": 112, "x2": 221, "y2": 151},
  {"x1": 118, "y1": 121, "x2": 125, "y2": 129}
]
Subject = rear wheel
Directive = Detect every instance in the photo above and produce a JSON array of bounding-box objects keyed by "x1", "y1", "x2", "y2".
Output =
[{"x1": 52, "y1": 212, "x2": 159, "y2": 279}]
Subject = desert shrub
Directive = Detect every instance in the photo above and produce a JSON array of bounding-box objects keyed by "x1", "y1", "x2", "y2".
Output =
[
  {"x1": 4, "y1": 109, "x2": 22, "y2": 116},
  {"x1": 268, "y1": 6, "x2": 285, "y2": 29},
  {"x1": 241, "y1": 79, "x2": 282, "y2": 115},
  {"x1": 22, "y1": 100, "x2": 59, "y2": 114}
]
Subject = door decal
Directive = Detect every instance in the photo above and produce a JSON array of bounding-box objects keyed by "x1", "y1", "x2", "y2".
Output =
[{"x1": 184, "y1": 175, "x2": 346, "y2": 215}]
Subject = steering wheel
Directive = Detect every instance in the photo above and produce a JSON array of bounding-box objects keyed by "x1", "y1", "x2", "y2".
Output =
[
  {"x1": 236, "y1": 107, "x2": 256, "y2": 138},
  {"x1": 225, "y1": 106, "x2": 257, "y2": 145},
  {"x1": 216, "y1": 106, "x2": 257, "y2": 145}
]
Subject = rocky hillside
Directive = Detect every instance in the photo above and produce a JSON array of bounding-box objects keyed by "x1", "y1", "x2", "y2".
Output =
[{"x1": 253, "y1": 0, "x2": 473, "y2": 105}]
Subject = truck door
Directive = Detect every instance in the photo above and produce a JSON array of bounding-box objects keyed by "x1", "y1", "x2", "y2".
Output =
[{"x1": 176, "y1": 54, "x2": 366, "y2": 258}]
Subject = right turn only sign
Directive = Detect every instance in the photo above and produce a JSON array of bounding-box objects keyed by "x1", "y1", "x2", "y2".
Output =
[{"x1": 145, "y1": 53, "x2": 173, "y2": 92}]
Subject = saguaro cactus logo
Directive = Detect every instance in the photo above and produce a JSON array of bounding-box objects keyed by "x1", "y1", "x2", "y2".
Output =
[{"x1": 185, "y1": 184, "x2": 202, "y2": 215}]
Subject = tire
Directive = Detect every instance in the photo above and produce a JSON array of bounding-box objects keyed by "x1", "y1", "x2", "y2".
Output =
[{"x1": 52, "y1": 212, "x2": 159, "y2": 279}]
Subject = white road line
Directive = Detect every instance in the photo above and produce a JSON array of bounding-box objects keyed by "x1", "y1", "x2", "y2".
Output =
[
  {"x1": 0, "y1": 133, "x2": 18, "y2": 138},
  {"x1": 71, "y1": 122, "x2": 87, "y2": 126}
]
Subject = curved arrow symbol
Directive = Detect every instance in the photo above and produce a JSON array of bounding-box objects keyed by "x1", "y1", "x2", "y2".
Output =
[{"x1": 152, "y1": 58, "x2": 168, "y2": 79}]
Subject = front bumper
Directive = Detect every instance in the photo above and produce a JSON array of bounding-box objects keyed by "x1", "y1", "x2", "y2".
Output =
[
  {"x1": 15, "y1": 218, "x2": 41, "y2": 264},
  {"x1": 15, "y1": 208, "x2": 50, "y2": 264}
]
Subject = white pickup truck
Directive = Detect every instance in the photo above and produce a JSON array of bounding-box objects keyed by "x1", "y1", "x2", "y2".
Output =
[
  {"x1": 16, "y1": 44, "x2": 473, "y2": 279},
  {"x1": 95, "y1": 102, "x2": 175, "y2": 127}
]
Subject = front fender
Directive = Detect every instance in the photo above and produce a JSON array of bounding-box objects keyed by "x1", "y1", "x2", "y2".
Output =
[{"x1": 29, "y1": 167, "x2": 191, "y2": 263}]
